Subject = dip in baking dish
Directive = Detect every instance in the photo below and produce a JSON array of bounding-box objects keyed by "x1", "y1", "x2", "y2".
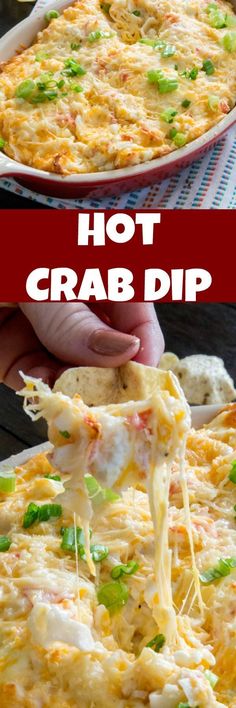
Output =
[{"x1": 0, "y1": 0, "x2": 236, "y2": 175}]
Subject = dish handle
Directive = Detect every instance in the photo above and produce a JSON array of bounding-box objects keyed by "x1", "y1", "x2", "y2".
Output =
[{"x1": 0, "y1": 154, "x2": 35, "y2": 179}]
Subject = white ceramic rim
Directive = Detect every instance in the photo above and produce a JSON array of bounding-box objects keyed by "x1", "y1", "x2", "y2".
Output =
[
  {"x1": 0, "y1": 403, "x2": 224, "y2": 470},
  {"x1": 0, "y1": 0, "x2": 236, "y2": 184}
]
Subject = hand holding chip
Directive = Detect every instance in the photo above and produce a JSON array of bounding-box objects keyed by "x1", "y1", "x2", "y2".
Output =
[{"x1": 0, "y1": 302, "x2": 164, "y2": 389}]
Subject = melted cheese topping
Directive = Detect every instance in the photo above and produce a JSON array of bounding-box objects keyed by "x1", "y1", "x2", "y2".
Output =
[
  {"x1": 1, "y1": 402, "x2": 236, "y2": 706},
  {"x1": 0, "y1": 0, "x2": 236, "y2": 174}
]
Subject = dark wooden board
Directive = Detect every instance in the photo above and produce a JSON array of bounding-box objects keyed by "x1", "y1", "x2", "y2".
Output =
[{"x1": 1, "y1": 303, "x2": 236, "y2": 461}]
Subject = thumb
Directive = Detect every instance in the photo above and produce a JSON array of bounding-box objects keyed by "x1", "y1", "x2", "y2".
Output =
[{"x1": 20, "y1": 303, "x2": 140, "y2": 368}]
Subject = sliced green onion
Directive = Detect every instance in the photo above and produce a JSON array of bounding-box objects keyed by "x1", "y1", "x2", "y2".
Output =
[
  {"x1": 38, "y1": 504, "x2": 62, "y2": 522},
  {"x1": 35, "y1": 52, "x2": 50, "y2": 62},
  {"x1": 147, "y1": 70, "x2": 178, "y2": 93},
  {"x1": 168, "y1": 127, "x2": 177, "y2": 139},
  {"x1": 0, "y1": 470, "x2": 16, "y2": 493},
  {"x1": 177, "y1": 704, "x2": 191, "y2": 708},
  {"x1": 70, "y1": 42, "x2": 81, "y2": 50},
  {"x1": 0, "y1": 137, "x2": 5, "y2": 149},
  {"x1": 182, "y1": 99, "x2": 191, "y2": 108},
  {"x1": 132, "y1": 10, "x2": 141, "y2": 16},
  {"x1": 85, "y1": 474, "x2": 120, "y2": 504},
  {"x1": 200, "y1": 557, "x2": 236, "y2": 584},
  {"x1": 100, "y1": 2, "x2": 111, "y2": 12},
  {"x1": 208, "y1": 94, "x2": 220, "y2": 111},
  {"x1": 59, "y1": 429, "x2": 71, "y2": 439},
  {"x1": 61, "y1": 526, "x2": 88, "y2": 553},
  {"x1": 62, "y1": 59, "x2": 86, "y2": 76},
  {"x1": 146, "y1": 633, "x2": 165, "y2": 652},
  {"x1": 140, "y1": 38, "x2": 165, "y2": 51},
  {"x1": 0, "y1": 536, "x2": 11, "y2": 552},
  {"x1": 226, "y1": 14, "x2": 236, "y2": 27},
  {"x1": 160, "y1": 108, "x2": 177, "y2": 123},
  {"x1": 44, "y1": 473, "x2": 61, "y2": 481},
  {"x1": 88, "y1": 30, "x2": 111, "y2": 42},
  {"x1": 82, "y1": 544, "x2": 109, "y2": 562},
  {"x1": 207, "y1": 4, "x2": 227, "y2": 28},
  {"x1": 205, "y1": 669, "x2": 219, "y2": 688},
  {"x1": 173, "y1": 132, "x2": 187, "y2": 147},
  {"x1": 97, "y1": 581, "x2": 129, "y2": 612},
  {"x1": 161, "y1": 43, "x2": 176, "y2": 57},
  {"x1": 45, "y1": 10, "x2": 60, "y2": 21},
  {"x1": 221, "y1": 31, "x2": 236, "y2": 52},
  {"x1": 229, "y1": 460, "x2": 236, "y2": 483},
  {"x1": 15, "y1": 79, "x2": 35, "y2": 99},
  {"x1": 183, "y1": 67, "x2": 198, "y2": 80},
  {"x1": 23, "y1": 502, "x2": 39, "y2": 528},
  {"x1": 111, "y1": 560, "x2": 139, "y2": 579},
  {"x1": 57, "y1": 79, "x2": 65, "y2": 89},
  {"x1": 202, "y1": 58, "x2": 215, "y2": 75},
  {"x1": 71, "y1": 84, "x2": 83, "y2": 92}
]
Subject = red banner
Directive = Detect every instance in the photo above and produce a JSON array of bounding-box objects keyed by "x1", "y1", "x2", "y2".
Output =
[{"x1": 1, "y1": 209, "x2": 235, "y2": 302}]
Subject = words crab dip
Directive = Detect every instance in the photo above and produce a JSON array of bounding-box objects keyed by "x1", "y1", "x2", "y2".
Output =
[{"x1": 0, "y1": 0, "x2": 236, "y2": 174}]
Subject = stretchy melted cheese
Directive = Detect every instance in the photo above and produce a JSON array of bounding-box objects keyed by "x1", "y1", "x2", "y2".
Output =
[
  {"x1": 0, "y1": 0, "x2": 236, "y2": 174},
  {"x1": 1, "y1": 397, "x2": 236, "y2": 706}
]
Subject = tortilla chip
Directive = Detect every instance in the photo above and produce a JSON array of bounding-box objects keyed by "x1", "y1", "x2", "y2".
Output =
[{"x1": 53, "y1": 361, "x2": 182, "y2": 406}]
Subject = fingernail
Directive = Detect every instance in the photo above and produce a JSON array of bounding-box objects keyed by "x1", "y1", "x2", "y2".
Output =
[{"x1": 88, "y1": 329, "x2": 140, "y2": 356}]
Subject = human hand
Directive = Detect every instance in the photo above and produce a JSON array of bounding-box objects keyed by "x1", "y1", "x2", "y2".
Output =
[{"x1": 0, "y1": 302, "x2": 164, "y2": 389}]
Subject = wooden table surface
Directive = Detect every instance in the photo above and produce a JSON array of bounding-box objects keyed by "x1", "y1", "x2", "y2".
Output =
[{"x1": 1, "y1": 303, "x2": 236, "y2": 461}]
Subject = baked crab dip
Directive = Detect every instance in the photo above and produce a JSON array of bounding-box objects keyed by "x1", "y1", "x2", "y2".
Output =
[
  {"x1": 0, "y1": 363, "x2": 236, "y2": 707},
  {"x1": 0, "y1": 0, "x2": 236, "y2": 174}
]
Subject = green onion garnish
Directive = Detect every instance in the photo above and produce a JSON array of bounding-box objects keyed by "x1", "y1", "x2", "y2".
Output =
[
  {"x1": 97, "y1": 581, "x2": 129, "y2": 612},
  {"x1": 200, "y1": 557, "x2": 236, "y2": 584},
  {"x1": 205, "y1": 669, "x2": 219, "y2": 688},
  {"x1": 181, "y1": 98, "x2": 191, "y2": 108},
  {"x1": 59, "y1": 429, "x2": 71, "y2": 439},
  {"x1": 88, "y1": 30, "x2": 111, "y2": 42},
  {"x1": 81, "y1": 544, "x2": 109, "y2": 562},
  {"x1": 62, "y1": 59, "x2": 86, "y2": 77},
  {"x1": 146, "y1": 633, "x2": 165, "y2": 652},
  {"x1": 85, "y1": 474, "x2": 120, "y2": 504},
  {"x1": 0, "y1": 470, "x2": 16, "y2": 493},
  {"x1": 168, "y1": 127, "x2": 177, "y2": 139},
  {"x1": 35, "y1": 52, "x2": 50, "y2": 62},
  {"x1": 140, "y1": 38, "x2": 164, "y2": 48},
  {"x1": 111, "y1": 560, "x2": 139, "y2": 579},
  {"x1": 0, "y1": 137, "x2": 5, "y2": 149},
  {"x1": 160, "y1": 108, "x2": 177, "y2": 123},
  {"x1": 208, "y1": 94, "x2": 219, "y2": 111},
  {"x1": 23, "y1": 502, "x2": 62, "y2": 528},
  {"x1": 202, "y1": 59, "x2": 215, "y2": 75},
  {"x1": 44, "y1": 473, "x2": 61, "y2": 481},
  {"x1": 226, "y1": 14, "x2": 236, "y2": 27},
  {"x1": 132, "y1": 10, "x2": 141, "y2": 16},
  {"x1": 61, "y1": 526, "x2": 88, "y2": 552},
  {"x1": 221, "y1": 31, "x2": 236, "y2": 52},
  {"x1": 161, "y1": 43, "x2": 176, "y2": 57},
  {"x1": 23, "y1": 502, "x2": 39, "y2": 528},
  {"x1": 70, "y1": 42, "x2": 81, "y2": 50},
  {"x1": 147, "y1": 70, "x2": 178, "y2": 93},
  {"x1": 229, "y1": 460, "x2": 236, "y2": 483},
  {"x1": 100, "y1": 2, "x2": 111, "y2": 12},
  {"x1": 38, "y1": 504, "x2": 62, "y2": 522},
  {"x1": 16, "y1": 79, "x2": 35, "y2": 99},
  {"x1": 177, "y1": 704, "x2": 191, "y2": 708},
  {"x1": 207, "y1": 4, "x2": 227, "y2": 28},
  {"x1": 183, "y1": 67, "x2": 198, "y2": 80},
  {"x1": 0, "y1": 536, "x2": 11, "y2": 552},
  {"x1": 45, "y1": 9, "x2": 60, "y2": 21},
  {"x1": 173, "y1": 132, "x2": 187, "y2": 147},
  {"x1": 71, "y1": 84, "x2": 83, "y2": 92}
]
